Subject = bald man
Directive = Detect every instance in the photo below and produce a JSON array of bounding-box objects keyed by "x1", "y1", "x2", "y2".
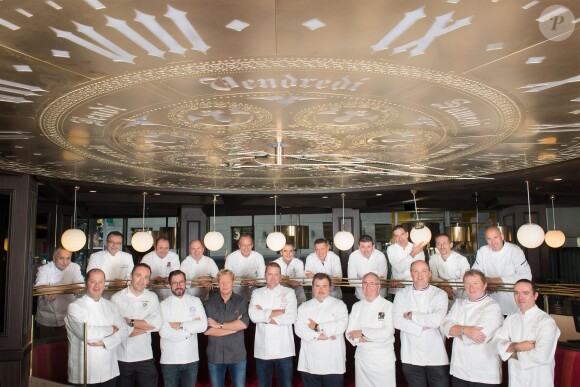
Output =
[{"x1": 472, "y1": 226, "x2": 532, "y2": 315}]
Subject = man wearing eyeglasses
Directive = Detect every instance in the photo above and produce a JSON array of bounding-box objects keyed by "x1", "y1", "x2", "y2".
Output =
[
  {"x1": 393, "y1": 260, "x2": 449, "y2": 387},
  {"x1": 111, "y1": 263, "x2": 162, "y2": 387},
  {"x1": 346, "y1": 272, "x2": 396, "y2": 387},
  {"x1": 87, "y1": 231, "x2": 134, "y2": 283},
  {"x1": 159, "y1": 270, "x2": 208, "y2": 387}
]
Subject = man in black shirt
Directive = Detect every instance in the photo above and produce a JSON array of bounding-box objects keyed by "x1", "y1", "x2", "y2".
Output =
[{"x1": 204, "y1": 269, "x2": 249, "y2": 387}]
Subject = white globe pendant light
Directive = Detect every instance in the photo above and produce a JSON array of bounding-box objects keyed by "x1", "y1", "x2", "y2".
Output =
[
  {"x1": 131, "y1": 192, "x2": 154, "y2": 252},
  {"x1": 334, "y1": 230, "x2": 355, "y2": 251},
  {"x1": 334, "y1": 193, "x2": 355, "y2": 251},
  {"x1": 516, "y1": 181, "x2": 545, "y2": 249},
  {"x1": 544, "y1": 195, "x2": 566, "y2": 248},
  {"x1": 204, "y1": 195, "x2": 225, "y2": 251},
  {"x1": 266, "y1": 195, "x2": 286, "y2": 251},
  {"x1": 409, "y1": 190, "x2": 432, "y2": 245},
  {"x1": 410, "y1": 223, "x2": 432, "y2": 245},
  {"x1": 61, "y1": 186, "x2": 87, "y2": 252}
]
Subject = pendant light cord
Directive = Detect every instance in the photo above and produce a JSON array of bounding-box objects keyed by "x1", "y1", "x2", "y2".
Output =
[
  {"x1": 212, "y1": 195, "x2": 217, "y2": 231},
  {"x1": 550, "y1": 195, "x2": 556, "y2": 230},
  {"x1": 341, "y1": 193, "x2": 346, "y2": 231},
  {"x1": 142, "y1": 192, "x2": 147, "y2": 231},
  {"x1": 411, "y1": 190, "x2": 420, "y2": 221},
  {"x1": 525, "y1": 181, "x2": 532, "y2": 224},
  {"x1": 73, "y1": 186, "x2": 79, "y2": 228},
  {"x1": 274, "y1": 195, "x2": 278, "y2": 229}
]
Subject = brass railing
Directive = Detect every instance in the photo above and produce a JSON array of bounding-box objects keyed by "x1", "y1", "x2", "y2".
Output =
[{"x1": 33, "y1": 278, "x2": 580, "y2": 298}]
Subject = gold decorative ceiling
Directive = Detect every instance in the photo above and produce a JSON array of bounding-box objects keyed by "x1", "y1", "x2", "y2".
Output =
[{"x1": 0, "y1": 0, "x2": 578, "y2": 192}]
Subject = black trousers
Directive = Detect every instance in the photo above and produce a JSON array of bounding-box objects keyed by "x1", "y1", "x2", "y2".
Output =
[
  {"x1": 402, "y1": 363, "x2": 450, "y2": 387},
  {"x1": 451, "y1": 376, "x2": 501, "y2": 387},
  {"x1": 117, "y1": 358, "x2": 158, "y2": 387}
]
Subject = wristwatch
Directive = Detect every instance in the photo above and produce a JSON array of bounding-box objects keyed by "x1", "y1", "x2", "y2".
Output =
[
  {"x1": 313, "y1": 323, "x2": 320, "y2": 333},
  {"x1": 129, "y1": 319, "x2": 135, "y2": 328}
]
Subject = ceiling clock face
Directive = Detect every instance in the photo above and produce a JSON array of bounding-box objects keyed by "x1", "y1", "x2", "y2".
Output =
[{"x1": 0, "y1": 0, "x2": 578, "y2": 192}]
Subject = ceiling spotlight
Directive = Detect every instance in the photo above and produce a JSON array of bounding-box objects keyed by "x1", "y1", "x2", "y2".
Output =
[{"x1": 516, "y1": 181, "x2": 545, "y2": 249}]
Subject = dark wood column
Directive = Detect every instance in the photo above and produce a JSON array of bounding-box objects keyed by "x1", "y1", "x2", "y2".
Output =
[{"x1": 0, "y1": 175, "x2": 37, "y2": 387}]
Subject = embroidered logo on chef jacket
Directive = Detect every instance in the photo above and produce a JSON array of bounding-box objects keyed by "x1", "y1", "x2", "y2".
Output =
[
  {"x1": 142, "y1": 301, "x2": 149, "y2": 309},
  {"x1": 189, "y1": 306, "x2": 196, "y2": 316},
  {"x1": 378, "y1": 312, "x2": 385, "y2": 321}
]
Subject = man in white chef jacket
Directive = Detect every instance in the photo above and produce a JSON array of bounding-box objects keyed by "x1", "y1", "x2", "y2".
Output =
[
  {"x1": 65, "y1": 269, "x2": 129, "y2": 386},
  {"x1": 159, "y1": 270, "x2": 208, "y2": 387},
  {"x1": 346, "y1": 272, "x2": 395, "y2": 387},
  {"x1": 140, "y1": 237, "x2": 181, "y2": 301},
  {"x1": 472, "y1": 226, "x2": 532, "y2": 315},
  {"x1": 87, "y1": 231, "x2": 134, "y2": 299},
  {"x1": 225, "y1": 234, "x2": 265, "y2": 302},
  {"x1": 495, "y1": 279, "x2": 560, "y2": 387},
  {"x1": 181, "y1": 239, "x2": 219, "y2": 301},
  {"x1": 295, "y1": 273, "x2": 348, "y2": 387},
  {"x1": 35, "y1": 247, "x2": 84, "y2": 337},
  {"x1": 429, "y1": 233, "x2": 470, "y2": 303},
  {"x1": 386, "y1": 225, "x2": 425, "y2": 297},
  {"x1": 111, "y1": 263, "x2": 162, "y2": 387},
  {"x1": 348, "y1": 235, "x2": 388, "y2": 300},
  {"x1": 273, "y1": 242, "x2": 307, "y2": 305},
  {"x1": 393, "y1": 260, "x2": 450, "y2": 387},
  {"x1": 305, "y1": 238, "x2": 343, "y2": 299},
  {"x1": 249, "y1": 262, "x2": 297, "y2": 387}
]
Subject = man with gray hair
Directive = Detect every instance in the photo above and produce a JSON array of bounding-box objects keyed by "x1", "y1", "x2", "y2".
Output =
[
  {"x1": 346, "y1": 272, "x2": 395, "y2": 386},
  {"x1": 35, "y1": 246, "x2": 84, "y2": 337}
]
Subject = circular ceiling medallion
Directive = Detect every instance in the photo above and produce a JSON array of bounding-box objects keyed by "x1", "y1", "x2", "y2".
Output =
[{"x1": 39, "y1": 57, "x2": 523, "y2": 191}]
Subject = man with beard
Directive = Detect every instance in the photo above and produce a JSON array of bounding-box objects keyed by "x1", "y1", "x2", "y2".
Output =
[{"x1": 159, "y1": 270, "x2": 208, "y2": 387}]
